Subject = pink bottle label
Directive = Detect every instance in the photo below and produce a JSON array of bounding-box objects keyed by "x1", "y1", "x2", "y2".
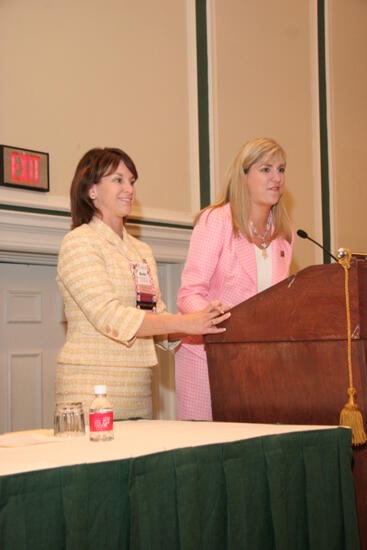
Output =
[{"x1": 89, "y1": 411, "x2": 113, "y2": 432}]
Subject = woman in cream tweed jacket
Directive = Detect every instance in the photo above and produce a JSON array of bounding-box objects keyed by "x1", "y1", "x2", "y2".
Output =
[{"x1": 56, "y1": 147, "x2": 230, "y2": 419}]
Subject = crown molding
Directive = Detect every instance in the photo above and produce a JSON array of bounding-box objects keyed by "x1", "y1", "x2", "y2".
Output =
[{"x1": 0, "y1": 209, "x2": 191, "y2": 266}]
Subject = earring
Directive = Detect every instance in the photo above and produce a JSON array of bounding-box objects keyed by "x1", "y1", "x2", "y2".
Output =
[{"x1": 90, "y1": 193, "x2": 96, "y2": 199}]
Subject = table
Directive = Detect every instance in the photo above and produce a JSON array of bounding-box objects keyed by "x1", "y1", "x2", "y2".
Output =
[{"x1": 0, "y1": 421, "x2": 361, "y2": 550}]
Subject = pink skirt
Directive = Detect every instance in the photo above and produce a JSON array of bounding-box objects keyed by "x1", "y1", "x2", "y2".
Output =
[{"x1": 175, "y1": 344, "x2": 212, "y2": 421}]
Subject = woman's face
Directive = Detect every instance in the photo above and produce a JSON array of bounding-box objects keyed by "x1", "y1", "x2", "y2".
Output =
[
  {"x1": 246, "y1": 153, "x2": 286, "y2": 209},
  {"x1": 89, "y1": 160, "x2": 136, "y2": 223}
]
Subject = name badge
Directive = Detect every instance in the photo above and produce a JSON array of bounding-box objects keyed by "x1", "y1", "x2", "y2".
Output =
[{"x1": 129, "y1": 261, "x2": 157, "y2": 311}]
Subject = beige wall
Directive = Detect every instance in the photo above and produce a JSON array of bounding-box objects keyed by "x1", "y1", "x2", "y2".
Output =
[
  {"x1": 1, "y1": 0, "x2": 366, "y2": 262},
  {"x1": 327, "y1": 0, "x2": 367, "y2": 253},
  {"x1": 210, "y1": 0, "x2": 322, "y2": 272},
  {"x1": 0, "y1": 0, "x2": 197, "y2": 223}
]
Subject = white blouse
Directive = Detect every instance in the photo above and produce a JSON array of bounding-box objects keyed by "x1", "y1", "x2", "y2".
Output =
[{"x1": 255, "y1": 243, "x2": 273, "y2": 293}]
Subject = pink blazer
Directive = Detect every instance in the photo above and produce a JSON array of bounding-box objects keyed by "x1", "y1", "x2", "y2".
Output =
[{"x1": 177, "y1": 204, "x2": 293, "y2": 356}]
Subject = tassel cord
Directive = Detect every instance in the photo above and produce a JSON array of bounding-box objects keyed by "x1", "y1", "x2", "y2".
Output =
[
  {"x1": 342, "y1": 263, "x2": 353, "y2": 389},
  {"x1": 339, "y1": 251, "x2": 367, "y2": 446}
]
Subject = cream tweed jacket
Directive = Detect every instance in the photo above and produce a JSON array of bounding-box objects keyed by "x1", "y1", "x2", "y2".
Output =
[{"x1": 57, "y1": 216, "x2": 166, "y2": 368}]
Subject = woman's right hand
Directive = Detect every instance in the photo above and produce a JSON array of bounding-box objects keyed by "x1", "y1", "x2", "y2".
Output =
[{"x1": 180, "y1": 301, "x2": 231, "y2": 335}]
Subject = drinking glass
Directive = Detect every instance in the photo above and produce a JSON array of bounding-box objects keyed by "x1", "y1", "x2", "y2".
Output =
[{"x1": 54, "y1": 402, "x2": 85, "y2": 437}]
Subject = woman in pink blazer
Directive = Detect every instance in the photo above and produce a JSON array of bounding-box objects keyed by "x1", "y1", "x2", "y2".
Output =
[{"x1": 176, "y1": 137, "x2": 294, "y2": 420}]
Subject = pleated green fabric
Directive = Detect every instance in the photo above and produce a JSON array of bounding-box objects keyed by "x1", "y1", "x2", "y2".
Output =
[{"x1": 0, "y1": 428, "x2": 360, "y2": 550}]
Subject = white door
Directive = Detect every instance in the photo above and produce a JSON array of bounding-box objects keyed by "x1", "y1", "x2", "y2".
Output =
[
  {"x1": 0, "y1": 261, "x2": 183, "y2": 433},
  {"x1": 0, "y1": 263, "x2": 66, "y2": 434},
  {"x1": 152, "y1": 263, "x2": 183, "y2": 420}
]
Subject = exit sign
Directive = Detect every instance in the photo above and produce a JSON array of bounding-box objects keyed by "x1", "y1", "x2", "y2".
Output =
[{"x1": 0, "y1": 145, "x2": 49, "y2": 192}]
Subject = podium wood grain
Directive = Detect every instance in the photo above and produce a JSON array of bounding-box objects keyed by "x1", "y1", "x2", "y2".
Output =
[{"x1": 205, "y1": 261, "x2": 367, "y2": 549}]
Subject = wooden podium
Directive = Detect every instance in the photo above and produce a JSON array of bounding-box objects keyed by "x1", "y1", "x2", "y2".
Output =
[{"x1": 204, "y1": 260, "x2": 367, "y2": 548}]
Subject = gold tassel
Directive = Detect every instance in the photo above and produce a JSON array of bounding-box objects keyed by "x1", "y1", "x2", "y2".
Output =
[
  {"x1": 340, "y1": 387, "x2": 367, "y2": 446},
  {"x1": 338, "y1": 249, "x2": 367, "y2": 446}
]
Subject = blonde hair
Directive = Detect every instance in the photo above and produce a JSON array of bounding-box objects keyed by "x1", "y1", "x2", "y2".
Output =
[{"x1": 195, "y1": 137, "x2": 292, "y2": 243}]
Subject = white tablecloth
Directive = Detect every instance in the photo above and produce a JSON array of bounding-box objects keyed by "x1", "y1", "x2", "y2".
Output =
[{"x1": 0, "y1": 419, "x2": 342, "y2": 476}]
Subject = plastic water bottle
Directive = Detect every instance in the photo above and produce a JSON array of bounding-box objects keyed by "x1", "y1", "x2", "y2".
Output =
[{"x1": 89, "y1": 385, "x2": 114, "y2": 441}]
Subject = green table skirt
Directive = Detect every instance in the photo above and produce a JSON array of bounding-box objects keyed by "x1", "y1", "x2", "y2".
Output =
[{"x1": 0, "y1": 428, "x2": 360, "y2": 550}]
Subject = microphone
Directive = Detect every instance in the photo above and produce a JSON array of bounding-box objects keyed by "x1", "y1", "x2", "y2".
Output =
[{"x1": 296, "y1": 229, "x2": 339, "y2": 262}]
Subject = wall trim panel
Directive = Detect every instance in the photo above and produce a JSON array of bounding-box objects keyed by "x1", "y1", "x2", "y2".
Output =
[
  {"x1": 7, "y1": 350, "x2": 43, "y2": 432},
  {"x1": 6, "y1": 290, "x2": 43, "y2": 323},
  {"x1": 317, "y1": 0, "x2": 332, "y2": 262}
]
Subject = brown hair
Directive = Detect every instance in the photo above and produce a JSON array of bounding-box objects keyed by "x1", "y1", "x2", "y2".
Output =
[
  {"x1": 70, "y1": 147, "x2": 138, "y2": 229},
  {"x1": 195, "y1": 137, "x2": 292, "y2": 243}
]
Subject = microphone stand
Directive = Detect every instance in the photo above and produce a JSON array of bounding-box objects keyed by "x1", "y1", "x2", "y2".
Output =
[{"x1": 296, "y1": 229, "x2": 338, "y2": 262}]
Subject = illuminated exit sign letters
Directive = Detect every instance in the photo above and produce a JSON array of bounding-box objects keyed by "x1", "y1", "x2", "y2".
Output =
[{"x1": 0, "y1": 145, "x2": 49, "y2": 192}]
